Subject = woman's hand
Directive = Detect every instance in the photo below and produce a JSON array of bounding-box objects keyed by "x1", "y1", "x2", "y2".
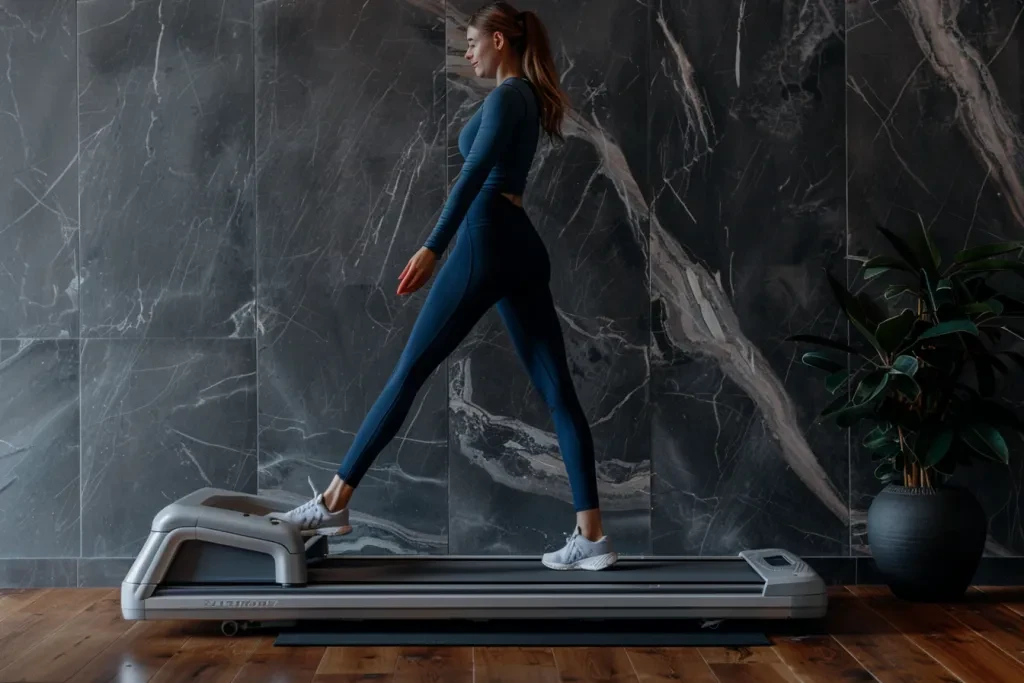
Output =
[{"x1": 397, "y1": 247, "x2": 437, "y2": 295}]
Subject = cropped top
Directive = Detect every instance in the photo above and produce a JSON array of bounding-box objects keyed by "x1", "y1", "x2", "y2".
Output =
[{"x1": 423, "y1": 77, "x2": 539, "y2": 255}]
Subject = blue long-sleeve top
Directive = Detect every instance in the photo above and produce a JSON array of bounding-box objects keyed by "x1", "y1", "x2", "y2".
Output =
[{"x1": 423, "y1": 77, "x2": 539, "y2": 255}]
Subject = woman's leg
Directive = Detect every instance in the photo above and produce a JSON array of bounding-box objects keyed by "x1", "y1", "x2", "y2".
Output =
[
  {"x1": 274, "y1": 231, "x2": 497, "y2": 532},
  {"x1": 496, "y1": 283, "x2": 605, "y2": 538},
  {"x1": 335, "y1": 235, "x2": 495, "y2": 497}
]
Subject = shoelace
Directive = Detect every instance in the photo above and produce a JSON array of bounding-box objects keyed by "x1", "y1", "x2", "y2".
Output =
[
  {"x1": 563, "y1": 530, "x2": 583, "y2": 562},
  {"x1": 289, "y1": 476, "x2": 326, "y2": 525}
]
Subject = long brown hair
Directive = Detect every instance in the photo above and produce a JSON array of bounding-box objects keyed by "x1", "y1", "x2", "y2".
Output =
[{"x1": 468, "y1": 3, "x2": 570, "y2": 140}]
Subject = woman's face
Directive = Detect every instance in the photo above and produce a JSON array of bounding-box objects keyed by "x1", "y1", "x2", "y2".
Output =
[{"x1": 465, "y1": 25, "x2": 502, "y2": 78}]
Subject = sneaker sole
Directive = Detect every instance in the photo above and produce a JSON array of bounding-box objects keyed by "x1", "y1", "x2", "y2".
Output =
[{"x1": 541, "y1": 551, "x2": 619, "y2": 571}]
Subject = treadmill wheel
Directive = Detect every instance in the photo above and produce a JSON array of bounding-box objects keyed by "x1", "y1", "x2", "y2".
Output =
[{"x1": 220, "y1": 620, "x2": 240, "y2": 637}]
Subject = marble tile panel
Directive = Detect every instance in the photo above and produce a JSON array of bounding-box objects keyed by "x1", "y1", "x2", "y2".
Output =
[
  {"x1": 0, "y1": 558, "x2": 77, "y2": 588},
  {"x1": 80, "y1": 339, "x2": 257, "y2": 558},
  {"x1": 78, "y1": 0, "x2": 256, "y2": 339},
  {"x1": 0, "y1": 340, "x2": 80, "y2": 558},
  {"x1": 0, "y1": 0, "x2": 78, "y2": 338}
]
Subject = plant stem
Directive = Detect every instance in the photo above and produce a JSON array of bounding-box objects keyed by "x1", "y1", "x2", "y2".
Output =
[{"x1": 898, "y1": 427, "x2": 914, "y2": 487}]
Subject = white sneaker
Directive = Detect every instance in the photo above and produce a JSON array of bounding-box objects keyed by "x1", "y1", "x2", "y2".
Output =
[
  {"x1": 542, "y1": 526, "x2": 618, "y2": 570},
  {"x1": 268, "y1": 476, "x2": 353, "y2": 537}
]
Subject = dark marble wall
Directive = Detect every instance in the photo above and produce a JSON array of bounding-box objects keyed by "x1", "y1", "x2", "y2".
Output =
[{"x1": 0, "y1": 0, "x2": 1021, "y2": 586}]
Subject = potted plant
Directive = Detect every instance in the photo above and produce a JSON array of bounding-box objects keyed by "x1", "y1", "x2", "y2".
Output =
[{"x1": 789, "y1": 222, "x2": 1024, "y2": 601}]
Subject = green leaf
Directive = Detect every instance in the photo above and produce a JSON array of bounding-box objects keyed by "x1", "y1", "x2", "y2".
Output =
[
  {"x1": 801, "y1": 351, "x2": 843, "y2": 374},
  {"x1": 890, "y1": 354, "x2": 919, "y2": 376},
  {"x1": 874, "y1": 460, "x2": 900, "y2": 483},
  {"x1": 961, "y1": 424, "x2": 1010, "y2": 463},
  {"x1": 870, "y1": 442, "x2": 903, "y2": 460},
  {"x1": 825, "y1": 271, "x2": 887, "y2": 358},
  {"x1": 863, "y1": 426, "x2": 896, "y2": 450},
  {"x1": 922, "y1": 427, "x2": 953, "y2": 468},
  {"x1": 954, "y1": 241, "x2": 1024, "y2": 264},
  {"x1": 786, "y1": 334, "x2": 862, "y2": 356},
  {"x1": 876, "y1": 224, "x2": 924, "y2": 273},
  {"x1": 864, "y1": 424, "x2": 892, "y2": 441},
  {"x1": 853, "y1": 371, "x2": 890, "y2": 405},
  {"x1": 914, "y1": 320, "x2": 980, "y2": 342},
  {"x1": 890, "y1": 373, "x2": 921, "y2": 400},
  {"x1": 865, "y1": 267, "x2": 895, "y2": 280},
  {"x1": 817, "y1": 393, "x2": 852, "y2": 422},
  {"x1": 862, "y1": 255, "x2": 911, "y2": 280},
  {"x1": 884, "y1": 284, "x2": 916, "y2": 301},
  {"x1": 960, "y1": 299, "x2": 1004, "y2": 317},
  {"x1": 825, "y1": 370, "x2": 850, "y2": 394},
  {"x1": 958, "y1": 258, "x2": 1024, "y2": 274},
  {"x1": 864, "y1": 255, "x2": 912, "y2": 271},
  {"x1": 875, "y1": 310, "x2": 917, "y2": 353}
]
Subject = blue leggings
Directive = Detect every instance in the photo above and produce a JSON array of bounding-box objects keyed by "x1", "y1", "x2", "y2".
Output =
[{"x1": 337, "y1": 193, "x2": 600, "y2": 512}]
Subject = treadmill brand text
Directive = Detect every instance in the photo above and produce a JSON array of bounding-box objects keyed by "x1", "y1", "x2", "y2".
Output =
[{"x1": 204, "y1": 599, "x2": 279, "y2": 608}]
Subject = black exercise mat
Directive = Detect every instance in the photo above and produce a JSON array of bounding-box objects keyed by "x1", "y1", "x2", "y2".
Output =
[{"x1": 273, "y1": 619, "x2": 770, "y2": 647}]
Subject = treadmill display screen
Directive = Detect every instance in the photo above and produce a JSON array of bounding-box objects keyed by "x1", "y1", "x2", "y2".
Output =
[{"x1": 763, "y1": 555, "x2": 791, "y2": 567}]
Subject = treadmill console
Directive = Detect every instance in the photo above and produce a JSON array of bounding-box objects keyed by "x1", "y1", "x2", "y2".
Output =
[
  {"x1": 762, "y1": 554, "x2": 791, "y2": 567},
  {"x1": 738, "y1": 548, "x2": 825, "y2": 598}
]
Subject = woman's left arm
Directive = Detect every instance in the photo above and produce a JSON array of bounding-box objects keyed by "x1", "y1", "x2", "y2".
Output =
[{"x1": 422, "y1": 84, "x2": 527, "y2": 256}]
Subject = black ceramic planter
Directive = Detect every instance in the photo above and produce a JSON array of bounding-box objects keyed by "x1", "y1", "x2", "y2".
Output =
[{"x1": 866, "y1": 484, "x2": 987, "y2": 601}]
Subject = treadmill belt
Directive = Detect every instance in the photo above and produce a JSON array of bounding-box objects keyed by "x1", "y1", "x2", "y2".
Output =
[
  {"x1": 307, "y1": 557, "x2": 764, "y2": 585},
  {"x1": 274, "y1": 619, "x2": 771, "y2": 648}
]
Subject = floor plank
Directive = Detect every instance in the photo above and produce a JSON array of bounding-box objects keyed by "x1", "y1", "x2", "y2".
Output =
[
  {"x1": 772, "y1": 635, "x2": 877, "y2": 682},
  {"x1": 942, "y1": 593, "x2": 1024, "y2": 665},
  {"x1": 230, "y1": 637, "x2": 326, "y2": 683},
  {"x1": 474, "y1": 647, "x2": 560, "y2": 683},
  {"x1": 624, "y1": 647, "x2": 718, "y2": 683},
  {"x1": 852, "y1": 585, "x2": 1024, "y2": 683},
  {"x1": 392, "y1": 647, "x2": 473, "y2": 683},
  {"x1": 0, "y1": 589, "x2": 110, "y2": 667},
  {"x1": 552, "y1": 647, "x2": 638, "y2": 682},
  {"x1": 147, "y1": 629, "x2": 261, "y2": 683},
  {"x1": 66, "y1": 620, "x2": 197, "y2": 683},
  {"x1": 318, "y1": 646, "x2": 400, "y2": 675},
  {"x1": 976, "y1": 586, "x2": 1024, "y2": 617},
  {"x1": 707, "y1": 662, "x2": 801, "y2": 683},
  {"x1": 823, "y1": 589, "x2": 960, "y2": 683},
  {"x1": 0, "y1": 591, "x2": 134, "y2": 683},
  {"x1": 698, "y1": 645, "x2": 781, "y2": 664},
  {"x1": 0, "y1": 588, "x2": 47, "y2": 621}
]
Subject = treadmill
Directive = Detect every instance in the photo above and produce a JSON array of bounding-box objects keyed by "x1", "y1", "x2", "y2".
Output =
[{"x1": 121, "y1": 488, "x2": 827, "y2": 626}]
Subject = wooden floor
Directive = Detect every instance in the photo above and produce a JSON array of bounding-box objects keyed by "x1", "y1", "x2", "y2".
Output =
[{"x1": 1, "y1": 586, "x2": 1023, "y2": 682}]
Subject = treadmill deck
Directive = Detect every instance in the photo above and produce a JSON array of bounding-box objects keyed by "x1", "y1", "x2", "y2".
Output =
[{"x1": 121, "y1": 488, "x2": 828, "y2": 622}]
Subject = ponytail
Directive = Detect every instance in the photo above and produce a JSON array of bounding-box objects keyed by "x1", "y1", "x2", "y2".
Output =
[
  {"x1": 469, "y1": 3, "x2": 571, "y2": 141},
  {"x1": 517, "y1": 11, "x2": 570, "y2": 141}
]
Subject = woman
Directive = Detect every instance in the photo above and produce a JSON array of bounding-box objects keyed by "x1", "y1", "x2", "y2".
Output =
[{"x1": 272, "y1": 2, "x2": 617, "y2": 571}]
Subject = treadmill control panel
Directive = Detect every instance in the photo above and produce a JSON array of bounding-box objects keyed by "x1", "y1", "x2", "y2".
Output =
[
  {"x1": 762, "y1": 554, "x2": 791, "y2": 567},
  {"x1": 738, "y1": 548, "x2": 824, "y2": 597}
]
